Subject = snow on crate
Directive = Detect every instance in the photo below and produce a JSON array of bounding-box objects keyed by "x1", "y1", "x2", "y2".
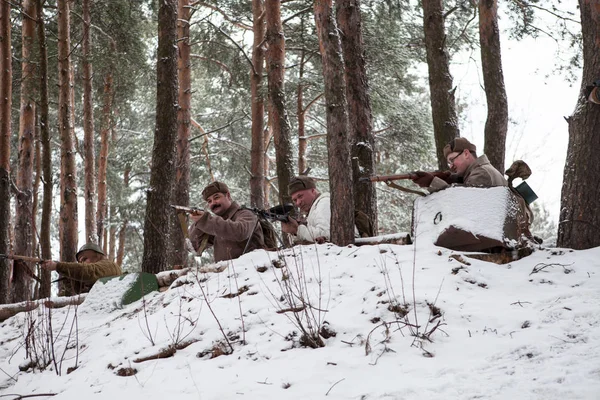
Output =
[{"x1": 413, "y1": 186, "x2": 522, "y2": 251}]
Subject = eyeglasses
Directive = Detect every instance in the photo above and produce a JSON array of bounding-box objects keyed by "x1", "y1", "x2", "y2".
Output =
[{"x1": 447, "y1": 150, "x2": 463, "y2": 167}]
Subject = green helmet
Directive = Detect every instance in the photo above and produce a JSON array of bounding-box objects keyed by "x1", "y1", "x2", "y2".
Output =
[{"x1": 76, "y1": 243, "x2": 105, "y2": 261}]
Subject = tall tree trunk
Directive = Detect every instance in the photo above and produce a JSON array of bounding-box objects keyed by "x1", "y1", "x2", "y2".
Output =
[
  {"x1": 116, "y1": 167, "x2": 130, "y2": 267},
  {"x1": 314, "y1": 0, "x2": 355, "y2": 246},
  {"x1": 479, "y1": 0, "x2": 508, "y2": 173},
  {"x1": 557, "y1": 0, "x2": 600, "y2": 250},
  {"x1": 422, "y1": 0, "x2": 460, "y2": 170},
  {"x1": 142, "y1": 0, "x2": 178, "y2": 274},
  {"x1": 37, "y1": 0, "x2": 52, "y2": 298},
  {"x1": 297, "y1": 49, "x2": 307, "y2": 175},
  {"x1": 32, "y1": 114, "x2": 41, "y2": 256},
  {"x1": 12, "y1": 0, "x2": 37, "y2": 303},
  {"x1": 108, "y1": 204, "x2": 116, "y2": 261},
  {"x1": 171, "y1": 0, "x2": 192, "y2": 267},
  {"x1": 116, "y1": 220, "x2": 127, "y2": 266},
  {"x1": 58, "y1": 0, "x2": 78, "y2": 270},
  {"x1": 264, "y1": 125, "x2": 272, "y2": 203},
  {"x1": 250, "y1": 0, "x2": 266, "y2": 208},
  {"x1": 0, "y1": 0, "x2": 12, "y2": 304},
  {"x1": 336, "y1": 0, "x2": 377, "y2": 233},
  {"x1": 82, "y1": 0, "x2": 97, "y2": 243},
  {"x1": 97, "y1": 68, "x2": 113, "y2": 249},
  {"x1": 265, "y1": 0, "x2": 294, "y2": 206}
]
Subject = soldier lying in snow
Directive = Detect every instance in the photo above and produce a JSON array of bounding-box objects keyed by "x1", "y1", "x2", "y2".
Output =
[{"x1": 41, "y1": 243, "x2": 122, "y2": 295}]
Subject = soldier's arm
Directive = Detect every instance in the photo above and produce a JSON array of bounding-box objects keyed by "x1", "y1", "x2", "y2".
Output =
[
  {"x1": 56, "y1": 259, "x2": 121, "y2": 282},
  {"x1": 195, "y1": 210, "x2": 257, "y2": 242}
]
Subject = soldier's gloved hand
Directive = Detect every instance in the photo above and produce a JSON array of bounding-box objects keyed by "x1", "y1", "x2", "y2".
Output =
[
  {"x1": 411, "y1": 171, "x2": 435, "y2": 187},
  {"x1": 281, "y1": 217, "x2": 299, "y2": 235},
  {"x1": 435, "y1": 170, "x2": 453, "y2": 183},
  {"x1": 41, "y1": 260, "x2": 57, "y2": 271}
]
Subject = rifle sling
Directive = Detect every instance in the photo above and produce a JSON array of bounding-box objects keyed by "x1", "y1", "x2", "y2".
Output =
[{"x1": 384, "y1": 180, "x2": 427, "y2": 197}]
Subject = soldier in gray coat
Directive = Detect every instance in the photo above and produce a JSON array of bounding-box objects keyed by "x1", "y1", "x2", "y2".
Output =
[
  {"x1": 412, "y1": 137, "x2": 507, "y2": 190},
  {"x1": 189, "y1": 181, "x2": 265, "y2": 262}
]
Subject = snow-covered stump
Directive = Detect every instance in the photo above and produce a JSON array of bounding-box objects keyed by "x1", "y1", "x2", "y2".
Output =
[{"x1": 412, "y1": 186, "x2": 529, "y2": 253}]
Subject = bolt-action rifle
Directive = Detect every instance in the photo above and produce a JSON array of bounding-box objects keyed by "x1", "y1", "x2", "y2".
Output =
[
  {"x1": 170, "y1": 205, "x2": 204, "y2": 214},
  {"x1": 361, "y1": 171, "x2": 455, "y2": 196},
  {"x1": 360, "y1": 171, "x2": 451, "y2": 183},
  {"x1": 243, "y1": 204, "x2": 295, "y2": 223}
]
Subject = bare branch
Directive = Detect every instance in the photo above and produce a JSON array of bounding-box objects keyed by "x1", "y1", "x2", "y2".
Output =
[
  {"x1": 190, "y1": 54, "x2": 233, "y2": 86},
  {"x1": 203, "y1": 19, "x2": 256, "y2": 75},
  {"x1": 192, "y1": 1, "x2": 252, "y2": 30}
]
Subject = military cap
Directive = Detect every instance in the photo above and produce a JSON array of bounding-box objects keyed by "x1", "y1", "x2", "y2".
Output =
[
  {"x1": 288, "y1": 176, "x2": 316, "y2": 195},
  {"x1": 443, "y1": 137, "x2": 477, "y2": 159},
  {"x1": 202, "y1": 181, "x2": 230, "y2": 201},
  {"x1": 76, "y1": 243, "x2": 105, "y2": 262}
]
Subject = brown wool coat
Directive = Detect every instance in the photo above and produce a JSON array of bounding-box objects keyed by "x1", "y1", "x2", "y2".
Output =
[
  {"x1": 56, "y1": 258, "x2": 122, "y2": 294},
  {"x1": 189, "y1": 201, "x2": 265, "y2": 262},
  {"x1": 430, "y1": 154, "x2": 507, "y2": 191}
]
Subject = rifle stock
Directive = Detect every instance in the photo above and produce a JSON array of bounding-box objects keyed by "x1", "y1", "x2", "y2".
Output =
[{"x1": 364, "y1": 171, "x2": 450, "y2": 183}]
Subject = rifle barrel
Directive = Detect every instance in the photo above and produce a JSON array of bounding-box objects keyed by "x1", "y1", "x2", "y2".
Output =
[
  {"x1": 0, "y1": 254, "x2": 44, "y2": 263},
  {"x1": 367, "y1": 173, "x2": 416, "y2": 182}
]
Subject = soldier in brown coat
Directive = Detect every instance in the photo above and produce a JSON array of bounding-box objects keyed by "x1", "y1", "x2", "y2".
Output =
[
  {"x1": 412, "y1": 137, "x2": 508, "y2": 190},
  {"x1": 41, "y1": 243, "x2": 122, "y2": 295},
  {"x1": 189, "y1": 181, "x2": 265, "y2": 262}
]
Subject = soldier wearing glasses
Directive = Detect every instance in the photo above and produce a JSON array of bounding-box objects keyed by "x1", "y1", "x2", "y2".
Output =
[{"x1": 411, "y1": 137, "x2": 507, "y2": 191}]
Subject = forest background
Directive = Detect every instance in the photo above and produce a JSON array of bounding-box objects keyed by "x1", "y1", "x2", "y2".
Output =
[{"x1": 0, "y1": 0, "x2": 597, "y2": 304}]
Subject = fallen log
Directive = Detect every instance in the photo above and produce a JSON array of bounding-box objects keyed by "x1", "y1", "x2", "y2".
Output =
[
  {"x1": 0, "y1": 294, "x2": 87, "y2": 322},
  {"x1": 354, "y1": 233, "x2": 412, "y2": 246}
]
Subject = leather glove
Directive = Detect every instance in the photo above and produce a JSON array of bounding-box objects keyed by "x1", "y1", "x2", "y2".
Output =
[
  {"x1": 435, "y1": 170, "x2": 453, "y2": 183},
  {"x1": 411, "y1": 171, "x2": 435, "y2": 187}
]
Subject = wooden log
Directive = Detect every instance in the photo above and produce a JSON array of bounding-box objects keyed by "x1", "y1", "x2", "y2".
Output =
[
  {"x1": 0, "y1": 294, "x2": 87, "y2": 322},
  {"x1": 354, "y1": 233, "x2": 412, "y2": 246}
]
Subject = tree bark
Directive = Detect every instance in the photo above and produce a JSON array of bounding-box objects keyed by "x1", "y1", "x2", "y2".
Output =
[
  {"x1": 116, "y1": 167, "x2": 130, "y2": 267},
  {"x1": 557, "y1": 0, "x2": 600, "y2": 250},
  {"x1": 37, "y1": 0, "x2": 52, "y2": 299},
  {"x1": 108, "y1": 204, "x2": 116, "y2": 261},
  {"x1": 250, "y1": 0, "x2": 266, "y2": 208},
  {"x1": 297, "y1": 49, "x2": 307, "y2": 175},
  {"x1": 142, "y1": 0, "x2": 178, "y2": 274},
  {"x1": 58, "y1": 0, "x2": 78, "y2": 269},
  {"x1": 479, "y1": 0, "x2": 508, "y2": 173},
  {"x1": 97, "y1": 67, "x2": 113, "y2": 249},
  {"x1": 314, "y1": 0, "x2": 355, "y2": 246},
  {"x1": 13, "y1": 0, "x2": 37, "y2": 303},
  {"x1": 422, "y1": 0, "x2": 460, "y2": 170},
  {"x1": 171, "y1": 0, "x2": 192, "y2": 267},
  {"x1": 266, "y1": 0, "x2": 294, "y2": 206},
  {"x1": 0, "y1": 0, "x2": 12, "y2": 304},
  {"x1": 336, "y1": 0, "x2": 377, "y2": 233},
  {"x1": 82, "y1": 0, "x2": 97, "y2": 244}
]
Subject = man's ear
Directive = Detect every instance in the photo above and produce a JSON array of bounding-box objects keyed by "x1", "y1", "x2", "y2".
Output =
[{"x1": 226, "y1": 192, "x2": 232, "y2": 201}]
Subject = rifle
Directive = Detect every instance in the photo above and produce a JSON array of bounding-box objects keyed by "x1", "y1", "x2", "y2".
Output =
[
  {"x1": 361, "y1": 171, "x2": 452, "y2": 183},
  {"x1": 0, "y1": 253, "x2": 44, "y2": 263},
  {"x1": 243, "y1": 204, "x2": 295, "y2": 223},
  {"x1": 170, "y1": 205, "x2": 204, "y2": 214},
  {"x1": 0, "y1": 254, "x2": 44, "y2": 283}
]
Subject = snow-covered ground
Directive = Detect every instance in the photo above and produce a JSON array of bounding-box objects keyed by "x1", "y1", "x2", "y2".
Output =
[{"x1": 1, "y1": 241, "x2": 599, "y2": 400}]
